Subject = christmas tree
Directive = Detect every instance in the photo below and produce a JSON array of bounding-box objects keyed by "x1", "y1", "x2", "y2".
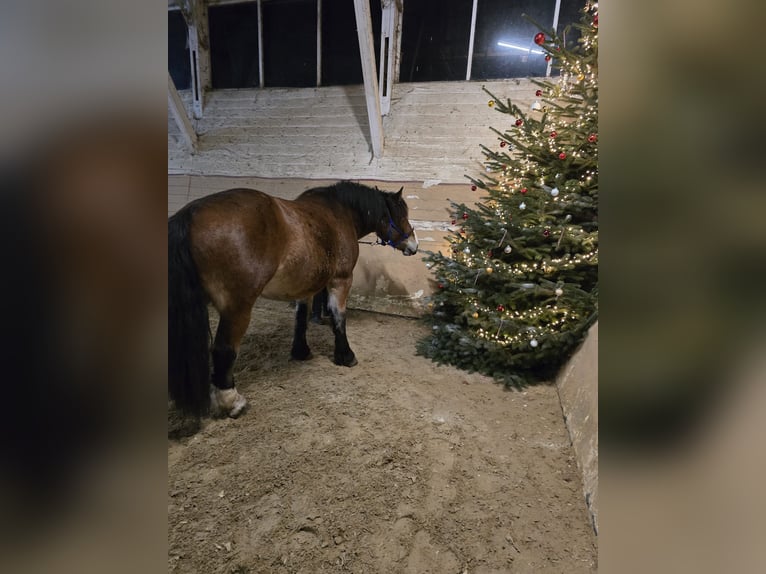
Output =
[{"x1": 418, "y1": 4, "x2": 599, "y2": 387}]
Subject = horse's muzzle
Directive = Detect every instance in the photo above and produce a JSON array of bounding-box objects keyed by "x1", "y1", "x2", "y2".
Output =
[{"x1": 403, "y1": 233, "x2": 419, "y2": 256}]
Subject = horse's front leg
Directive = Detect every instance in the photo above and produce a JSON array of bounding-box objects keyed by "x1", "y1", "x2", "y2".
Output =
[
  {"x1": 327, "y1": 278, "x2": 357, "y2": 367},
  {"x1": 290, "y1": 299, "x2": 313, "y2": 360}
]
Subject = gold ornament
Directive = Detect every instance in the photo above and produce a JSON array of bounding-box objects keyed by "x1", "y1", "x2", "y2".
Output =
[
  {"x1": 488, "y1": 100, "x2": 495, "y2": 107},
  {"x1": 577, "y1": 73, "x2": 585, "y2": 81},
  {"x1": 486, "y1": 267, "x2": 494, "y2": 274},
  {"x1": 472, "y1": 312, "x2": 479, "y2": 319}
]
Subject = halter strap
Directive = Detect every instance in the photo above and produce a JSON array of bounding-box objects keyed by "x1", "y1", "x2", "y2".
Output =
[{"x1": 379, "y1": 216, "x2": 410, "y2": 249}]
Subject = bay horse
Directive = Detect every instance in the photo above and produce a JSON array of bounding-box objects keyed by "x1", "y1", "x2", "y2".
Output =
[{"x1": 168, "y1": 181, "x2": 418, "y2": 419}]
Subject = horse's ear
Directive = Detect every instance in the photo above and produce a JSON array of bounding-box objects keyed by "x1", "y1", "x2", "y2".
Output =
[{"x1": 396, "y1": 187, "x2": 403, "y2": 199}]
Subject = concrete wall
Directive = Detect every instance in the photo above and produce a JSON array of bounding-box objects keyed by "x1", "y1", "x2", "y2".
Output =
[
  {"x1": 556, "y1": 322, "x2": 599, "y2": 534},
  {"x1": 169, "y1": 80, "x2": 540, "y2": 183}
]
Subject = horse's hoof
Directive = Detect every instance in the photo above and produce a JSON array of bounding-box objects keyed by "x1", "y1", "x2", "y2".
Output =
[
  {"x1": 228, "y1": 394, "x2": 247, "y2": 418},
  {"x1": 334, "y1": 355, "x2": 358, "y2": 367},
  {"x1": 290, "y1": 349, "x2": 313, "y2": 361},
  {"x1": 210, "y1": 387, "x2": 247, "y2": 418}
]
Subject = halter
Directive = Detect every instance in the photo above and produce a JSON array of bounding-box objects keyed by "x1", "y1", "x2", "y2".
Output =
[{"x1": 378, "y1": 215, "x2": 411, "y2": 249}]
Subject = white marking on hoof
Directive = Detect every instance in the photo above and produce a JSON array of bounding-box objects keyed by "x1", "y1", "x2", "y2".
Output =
[{"x1": 210, "y1": 387, "x2": 247, "y2": 418}]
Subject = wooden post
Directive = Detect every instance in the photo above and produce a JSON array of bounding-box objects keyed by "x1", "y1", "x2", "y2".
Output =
[
  {"x1": 378, "y1": 0, "x2": 397, "y2": 116},
  {"x1": 257, "y1": 0, "x2": 265, "y2": 88},
  {"x1": 168, "y1": 72, "x2": 198, "y2": 154},
  {"x1": 353, "y1": 0, "x2": 384, "y2": 158},
  {"x1": 180, "y1": 0, "x2": 210, "y2": 119},
  {"x1": 317, "y1": 0, "x2": 322, "y2": 86}
]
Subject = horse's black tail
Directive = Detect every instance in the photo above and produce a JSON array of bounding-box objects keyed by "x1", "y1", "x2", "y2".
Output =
[{"x1": 168, "y1": 206, "x2": 210, "y2": 417}]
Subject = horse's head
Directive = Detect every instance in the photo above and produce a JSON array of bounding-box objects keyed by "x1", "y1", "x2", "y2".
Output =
[{"x1": 379, "y1": 187, "x2": 418, "y2": 256}]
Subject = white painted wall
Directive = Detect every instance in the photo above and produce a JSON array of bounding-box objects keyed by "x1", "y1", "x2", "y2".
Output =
[{"x1": 168, "y1": 79, "x2": 541, "y2": 183}]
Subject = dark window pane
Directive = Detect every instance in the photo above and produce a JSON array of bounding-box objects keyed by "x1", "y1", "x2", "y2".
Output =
[
  {"x1": 209, "y1": 3, "x2": 260, "y2": 89},
  {"x1": 400, "y1": 0, "x2": 473, "y2": 82},
  {"x1": 321, "y1": 0, "x2": 381, "y2": 86},
  {"x1": 558, "y1": 0, "x2": 585, "y2": 47},
  {"x1": 168, "y1": 10, "x2": 190, "y2": 90},
  {"x1": 263, "y1": 0, "x2": 316, "y2": 87},
  {"x1": 471, "y1": 0, "x2": 556, "y2": 80}
]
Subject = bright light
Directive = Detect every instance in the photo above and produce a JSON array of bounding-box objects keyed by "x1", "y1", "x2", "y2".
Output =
[{"x1": 497, "y1": 41, "x2": 544, "y2": 55}]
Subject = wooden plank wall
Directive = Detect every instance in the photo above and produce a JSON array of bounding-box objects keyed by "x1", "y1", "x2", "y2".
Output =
[{"x1": 168, "y1": 79, "x2": 539, "y2": 183}]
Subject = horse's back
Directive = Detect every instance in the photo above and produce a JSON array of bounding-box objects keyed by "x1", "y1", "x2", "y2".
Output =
[
  {"x1": 185, "y1": 188, "x2": 288, "y2": 309},
  {"x1": 183, "y1": 187, "x2": 355, "y2": 307}
]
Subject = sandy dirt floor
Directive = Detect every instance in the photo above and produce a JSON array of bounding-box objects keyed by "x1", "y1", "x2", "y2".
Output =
[{"x1": 168, "y1": 300, "x2": 597, "y2": 573}]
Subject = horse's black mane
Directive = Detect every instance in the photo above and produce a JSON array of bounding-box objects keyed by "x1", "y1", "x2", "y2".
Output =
[{"x1": 299, "y1": 181, "x2": 390, "y2": 231}]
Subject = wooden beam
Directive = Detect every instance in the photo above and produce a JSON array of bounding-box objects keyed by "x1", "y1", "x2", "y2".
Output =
[
  {"x1": 353, "y1": 0, "x2": 384, "y2": 158},
  {"x1": 179, "y1": 0, "x2": 210, "y2": 118},
  {"x1": 257, "y1": 0, "x2": 265, "y2": 88},
  {"x1": 168, "y1": 72, "x2": 198, "y2": 154},
  {"x1": 378, "y1": 0, "x2": 397, "y2": 116},
  {"x1": 317, "y1": 0, "x2": 322, "y2": 86}
]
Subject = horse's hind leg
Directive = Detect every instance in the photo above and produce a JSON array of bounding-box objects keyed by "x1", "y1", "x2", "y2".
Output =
[
  {"x1": 210, "y1": 304, "x2": 252, "y2": 418},
  {"x1": 310, "y1": 289, "x2": 329, "y2": 324},
  {"x1": 290, "y1": 300, "x2": 313, "y2": 360},
  {"x1": 327, "y1": 278, "x2": 357, "y2": 367}
]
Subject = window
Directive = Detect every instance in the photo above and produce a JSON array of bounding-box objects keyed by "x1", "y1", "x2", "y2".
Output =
[
  {"x1": 209, "y1": 2, "x2": 261, "y2": 89},
  {"x1": 322, "y1": 0, "x2": 381, "y2": 86},
  {"x1": 400, "y1": 0, "x2": 580, "y2": 82},
  {"x1": 168, "y1": 10, "x2": 191, "y2": 90},
  {"x1": 400, "y1": 0, "x2": 473, "y2": 82},
  {"x1": 263, "y1": 0, "x2": 317, "y2": 87},
  {"x1": 558, "y1": 0, "x2": 586, "y2": 49},
  {"x1": 180, "y1": 0, "x2": 583, "y2": 92},
  {"x1": 471, "y1": 0, "x2": 556, "y2": 80}
]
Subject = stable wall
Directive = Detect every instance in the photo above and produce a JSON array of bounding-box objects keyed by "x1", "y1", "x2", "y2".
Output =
[
  {"x1": 169, "y1": 80, "x2": 540, "y2": 183},
  {"x1": 556, "y1": 322, "x2": 599, "y2": 534}
]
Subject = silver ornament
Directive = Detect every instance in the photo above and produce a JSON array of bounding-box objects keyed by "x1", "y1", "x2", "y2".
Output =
[
  {"x1": 504, "y1": 245, "x2": 512, "y2": 254},
  {"x1": 550, "y1": 187, "x2": 559, "y2": 197},
  {"x1": 530, "y1": 339, "x2": 539, "y2": 348},
  {"x1": 519, "y1": 202, "x2": 526, "y2": 210}
]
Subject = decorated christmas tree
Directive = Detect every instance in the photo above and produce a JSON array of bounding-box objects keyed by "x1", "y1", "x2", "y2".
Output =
[{"x1": 418, "y1": 4, "x2": 599, "y2": 387}]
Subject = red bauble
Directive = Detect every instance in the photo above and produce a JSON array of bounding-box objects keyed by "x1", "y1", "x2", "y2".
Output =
[
  {"x1": 534, "y1": 32, "x2": 545, "y2": 45},
  {"x1": 438, "y1": 283, "x2": 445, "y2": 289},
  {"x1": 471, "y1": 184, "x2": 477, "y2": 191},
  {"x1": 544, "y1": 55, "x2": 551, "y2": 62},
  {"x1": 594, "y1": 14, "x2": 598, "y2": 27},
  {"x1": 520, "y1": 187, "x2": 528, "y2": 194},
  {"x1": 535, "y1": 89, "x2": 542, "y2": 97},
  {"x1": 497, "y1": 304, "x2": 505, "y2": 312},
  {"x1": 500, "y1": 141, "x2": 506, "y2": 148},
  {"x1": 550, "y1": 131, "x2": 557, "y2": 138},
  {"x1": 451, "y1": 219, "x2": 457, "y2": 225},
  {"x1": 588, "y1": 133, "x2": 597, "y2": 143},
  {"x1": 543, "y1": 229, "x2": 551, "y2": 237},
  {"x1": 462, "y1": 212, "x2": 469, "y2": 220},
  {"x1": 558, "y1": 152, "x2": 567, "y2": 159},
  {"x1": 488, "y1": 251, "x2": 493, "y2": 258},
  {"x1": 515, "y1": 119, "x2": 523, "y2": 127}
]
